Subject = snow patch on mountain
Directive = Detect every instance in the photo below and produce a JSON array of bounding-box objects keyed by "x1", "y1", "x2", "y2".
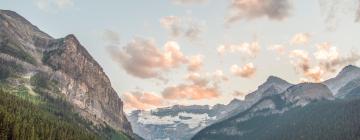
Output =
[{"x1": 137, "y1": 111, "x2": 216, "y2": 129}]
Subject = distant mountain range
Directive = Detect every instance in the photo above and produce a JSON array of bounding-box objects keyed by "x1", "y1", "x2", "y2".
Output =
[
  {"x1": 129, "y1": 65, "x2": 360, "y2": 140},
  {"x1": 193, "y1": 65, "x2": 360, "y2": 140}
]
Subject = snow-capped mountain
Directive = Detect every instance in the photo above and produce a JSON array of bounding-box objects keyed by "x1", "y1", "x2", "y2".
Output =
[
  {"x1": 128, "y1": 105, "x2": 219, "y2": 140},
  {"x1": 128, "y1": 76, "x2": 293, "y2": 140}
]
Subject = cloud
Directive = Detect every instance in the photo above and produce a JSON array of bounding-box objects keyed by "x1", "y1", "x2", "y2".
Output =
[
  {"x1": 318, "y1": 0, "x2": 359, "y2": 29},
  {"x1": 35, "y1": 0, "x2": 74, "y2": 10},
  {"x1": 288, "y1": 43, "x2": 360, "y2": 82},
  {"x1": 290, "y1": 33, "x2": 311, "y2": 45},
  {"x1": 122, "y1": 91, "x2": 165, "y2": 110},
  {"x1": 289, "y1": 49, "x2": 315, "y2": 81},
  {"x1": 103, "y1": 30, "x2": 120, "y2": 45},
  {"x1": 217, "y1": 41, "x2": 260, "y2": 58},
  {"x1": 314, "y1": 43, "x2": 360, "y2": 73},
  {"x1": 230, "y1": 63, "x2": 256, "y2": 78},
  {"x1": 161, "y1": 70, "x2": 230, "y2": 101},
  {"x1": 162, "y1": 84, "x2": 219, "y2": 100},
  {"x1": 160, "y1": 16, "x2": 204, "y2": 41},
  {"x1": 185, "y1": 70, "x2": 228, "y2": 86},
  {"x1": 172, "y1": 0, "x2": 208, "y2": 5},
  {"x1": 186, "y1": 72, "x2": 209, "y2": 86},
  {"x1": 160, "y1": 16, "x2": 182, "y2": 37},
  {"x1": 232, "y1": 90, "x2": 247, "y2": 99},
  {"x1": 212, "y1": 70, "x2": 229, "y2": 82},
  {"x1": 227, "y1": 0, "x2": 292, "y2": 23},
  {"x1": 108, "y1": 38, "x2": 186, "y2": 79},
  {"x1": 186, "y1": 55, "x2": 204, "y2": 71}
]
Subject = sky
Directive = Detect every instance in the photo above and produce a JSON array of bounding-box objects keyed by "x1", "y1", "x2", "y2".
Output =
[{"x1": 1, "y1": 0, "x2": 360, "y2": 112}]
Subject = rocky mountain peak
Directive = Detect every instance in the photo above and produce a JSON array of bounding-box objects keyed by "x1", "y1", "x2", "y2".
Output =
[
  {"x1": 324, "y1": 65, "x2": 360, "y2": 95},
  {"x1": 338, "y1": 65, "x2": 360, "y2": 76},
  {"x1": 0, "y1": 9, "x2": 134, "y2": 137},
  {"x1": 0, "y1": 10, "x2": 52, "y2": 46},
  {"x1": 245, "y1": 75, "x2": 293, "y2": 101},
  {"x1": 263, "y1": 75, "x2": 291, "y2": 87}
]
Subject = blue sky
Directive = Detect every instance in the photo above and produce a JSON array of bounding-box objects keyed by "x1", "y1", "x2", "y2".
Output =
[{"x1": 1, "y1": 0, "x2": 360, "y2": 111}]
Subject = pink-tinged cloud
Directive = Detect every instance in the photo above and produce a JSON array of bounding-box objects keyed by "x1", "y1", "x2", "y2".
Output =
[
  {"x1": 314, "y1": 43, "x2": 360, "y2": 73},
  {"x1": 122, "y1": 91, "x2": 165, "y2": 110},
  {"x1": 230, "y1": 63, "x2": 256, "y2": 78},
  {"x1": 162, "y1": 84, "x2": 219, "y2": 100},
  {"x1": 108, "y1": 38, "x2": 187, "y2": 79},
  {"x1": 186, "y1": 72, "x2": 209, "y2": 86},
  {"x1": 186, "y1": 70, "x2": 228, "y2": 87},
  {"x1": 290, "y1": 33, "x2": 310, "y2": 45},
  {"x1": 217, "y1": 41, "x2": 260, "y2": 58},
  {"x1": 232, "y1": 90, "x2": 247, "y2": 99},
  {"x1": 289, "y1": 43, "x2": 360, "y2": 82},
  {"x1": 186, "y1": 55, "x2": 204, "y2": 72},
  {"x1": 227, "y1": 0, "x2": 292, "y2": 23},
  {"x1": 212, "y1": 70, "x2": 229, "y2": 82}
]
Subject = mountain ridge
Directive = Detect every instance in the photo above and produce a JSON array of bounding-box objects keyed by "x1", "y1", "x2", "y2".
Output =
[{"x1": 0, "y1": 9, "x2": 134, "y2": 139}]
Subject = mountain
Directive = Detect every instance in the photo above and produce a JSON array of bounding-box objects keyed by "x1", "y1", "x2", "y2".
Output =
[
  {"x1": 192, "y1": 83, "x2": 334, "y2": 140},
  {"x1": 128, "y1": 105, "x2": 218, "y2": 140},
  {"x1": 192, "y1": 65, "x2": 360, "y2": 140},
  {"x1": 0, "y1": 10, "x2": 134, "y2": 139},
  {"x1": 324, "y1": 65, "x2": 360, "y2": 96},
  {"x1": 194, "y1": 95, "x2": 360, "y2": 140},
  {"x1": 128, "y1": 76, "x2": 292, "y2": 140},
  {"x1": 245, "y1": 76, "x2": 293, "y2": 102}
]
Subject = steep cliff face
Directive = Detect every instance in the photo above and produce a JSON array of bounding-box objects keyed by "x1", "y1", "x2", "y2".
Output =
[
  {"x1": 43, "y1": 35, "x2": 132, "y2": 134},
  {"x1": 0, "y1": 9, "x2": 133, "y2": 136}
]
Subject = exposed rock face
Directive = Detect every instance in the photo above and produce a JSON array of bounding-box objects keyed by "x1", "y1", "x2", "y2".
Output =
[
  {"x1": 283, "y1": 83, "x2": 334, "y2": 106},
  {"x1": 245, "y1": 76, "x2": 293, "y2": 102},
  {"x1": 0, "y1": 10, "x2": 133, "y2": 135},
  {"x1": 44, "y1": 35, "x2": 132, "y2": 133}
]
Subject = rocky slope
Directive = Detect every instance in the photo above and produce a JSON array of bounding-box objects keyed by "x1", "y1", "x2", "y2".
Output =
[
  {"x1": 324, "y1": 65, "x2": 360, "y2": 96},
  {"x1": 0, "y1": 9, "x2": 133, "y2": 137}
]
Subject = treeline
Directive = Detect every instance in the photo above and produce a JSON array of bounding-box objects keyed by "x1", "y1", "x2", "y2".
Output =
[{"x1": 0, "y1": 89, "x2": 98, "y2": 140}]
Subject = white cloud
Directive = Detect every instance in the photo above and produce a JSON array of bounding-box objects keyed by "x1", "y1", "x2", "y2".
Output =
[
  {"x1": 230, "y1": 63, "x2": 256, "y2": 78},
  {"x1": 290, "y1": 33, "x2": 311, "y2": 45},
  {"x1": 288, "y1": 43, "x2": 360, "y2": 82},
  {"x1": 217, "y1": 41, "x2": 260, "y2": 58},
  {"x1": 227, "y1": 0, "x2": 292, "y2": 23}
]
